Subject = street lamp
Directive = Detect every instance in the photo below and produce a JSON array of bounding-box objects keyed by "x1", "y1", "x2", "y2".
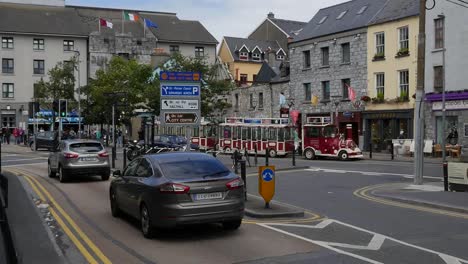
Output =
[
  {"x1": 331, "y1": 95, "x2": 342, "y2": 126},
  {"x1": 73, "y1": 50, "x2": 81, "y2": 138},
  {"x1": 438, "y1": 13, "x2": 448, "y2": 191}
]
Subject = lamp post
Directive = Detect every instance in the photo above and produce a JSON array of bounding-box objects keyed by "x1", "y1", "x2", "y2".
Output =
[
  {"x1": 438, "y1": 13, "x2": 448, "y2": 191},
  {"x1": 73, "y1": 50, "x2": 81, "y2": 138}
]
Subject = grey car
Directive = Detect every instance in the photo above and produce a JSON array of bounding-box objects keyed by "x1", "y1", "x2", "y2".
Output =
[
  {"x1": 48, "y1": 140, "x2": 110, "y2": 182},
  {"x1": 109, "y1": 152, "x2": 244, "y2": 238}
]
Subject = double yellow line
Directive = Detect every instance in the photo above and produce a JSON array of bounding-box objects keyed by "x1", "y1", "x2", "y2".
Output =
[
  {"x1": 7, "y1": 168, "x2": 111, "y2": 264},
  {"x1": 354, "y1": 184, "x2": 468, "y2": 220}
]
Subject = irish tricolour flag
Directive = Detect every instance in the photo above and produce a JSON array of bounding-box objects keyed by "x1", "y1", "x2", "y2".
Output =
[{"x1": 124, "y1": 11, "x2": 139, "y2": 21}]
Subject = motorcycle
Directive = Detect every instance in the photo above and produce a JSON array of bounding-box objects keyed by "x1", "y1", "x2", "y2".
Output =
[{"x1": 125, "y1": 140, "x2": 144, "y2": 161}]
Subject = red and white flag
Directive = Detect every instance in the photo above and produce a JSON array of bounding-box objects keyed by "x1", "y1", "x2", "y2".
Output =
[
  {"x1": 99, "y1": 18, "x2": 113, "y2": 29},
  {"x1": 346, "y1": 83, "x2": 356, "y2": 101}
]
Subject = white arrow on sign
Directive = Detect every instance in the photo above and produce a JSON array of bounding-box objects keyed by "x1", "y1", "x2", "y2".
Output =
[{"x1": 161, "y1": 99, "x2": 199, "y2": 110}]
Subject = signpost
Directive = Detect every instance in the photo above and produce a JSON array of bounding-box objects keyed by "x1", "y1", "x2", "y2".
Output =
[
  {"x1": 258, "y1": 166, "x2": 275, "y2": 208},
  {"x1": 161, "y1": 99, "x2": 199, "y2": 110}
]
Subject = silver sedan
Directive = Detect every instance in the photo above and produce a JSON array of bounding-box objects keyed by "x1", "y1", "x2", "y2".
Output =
[{"x1": 109, "y1": 152, "x2": 244, "y2": 238}]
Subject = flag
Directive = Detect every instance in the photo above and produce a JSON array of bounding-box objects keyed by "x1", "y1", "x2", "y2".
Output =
[
  {"x1": 311, "y1": 95, "x2": 319, "y2": 106},
  {"x1": 346, "y1": 83, "x2": 356, "y2": 101},
  {"x1": 99, "y1": 18, "x2": 113, "y2": 29},
  {"x1": 124, "y1": 11, "x2": 139, "y2": 21},
  {"x1": 144, "y1": 18, "x2": 158, "y2": 29}
]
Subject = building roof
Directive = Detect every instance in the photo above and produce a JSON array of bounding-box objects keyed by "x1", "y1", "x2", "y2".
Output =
[
  {"x1": 254, "y1": 62, "x2": 277, "y2": 83},
  {"x1": 223, "y1": 36, "x2": 281, "y2": 61},
  {"x1": 0, "y1": 2, "x2": 88, "y2": 36},
  {"x1": 293, "y1": 0, "x2": 388, "y2": 43},
  {"x1": 269, "y1": 18, "x2": 307, "y2": 37},
  {"x1": 367, "y1": 0, "x2": 419, "y2": 26}
]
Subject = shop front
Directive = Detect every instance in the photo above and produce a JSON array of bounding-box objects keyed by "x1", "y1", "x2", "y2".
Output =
[{"x1": 363, "y1": 110, "x2": 413, "y2": 152}]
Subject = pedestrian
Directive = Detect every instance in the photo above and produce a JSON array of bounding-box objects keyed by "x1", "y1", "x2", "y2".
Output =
[
  {"x1": 96, "y1": 130, "x2": 102, "y2": 141},
  {"x1": 13, "y1": 127, "x2": 19, "y2": 145},
  {"x1": 69, "y1": 128, "x2": 76, "y2": 139},
  {"x1": 5, "y1": 128, "x2": 11, "y2": 144},
  {"x1": 117, "y1": 129, "x2": 123, "y2": 147}
]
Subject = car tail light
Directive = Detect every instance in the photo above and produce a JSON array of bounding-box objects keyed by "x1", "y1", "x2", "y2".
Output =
[
  {"x1": 159, "y1": 183, "x2": 190, "y2": 194},
  {"x1": 63, "y1": 152, "x2": 79, "y2": 159},
  {"x1": 226, "y1": 178, "x2": 244, "y2": 190},
  {"x1": 98, "y1": 151, "x2": 109, "y2": 157}
]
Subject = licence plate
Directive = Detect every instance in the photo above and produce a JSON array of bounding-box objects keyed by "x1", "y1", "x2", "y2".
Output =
[
  {"x1": 194, "y1": 192, "x2": 223, "y2": 201},
  {"x1": 81, "y1": 157, "x2": 97, "y2": 162}
]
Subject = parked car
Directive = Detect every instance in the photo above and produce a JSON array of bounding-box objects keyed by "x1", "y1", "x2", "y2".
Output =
[
  {"x1": 48, "y1": 140, "x2": 110, "y2": 183},
  {"x1": 29, "y1": 131, "x2": 57, "y2": 151},
  {"x1": 109, "y1": 152, "x2": 244, "y2": 238},
  {"x1": 152, "y1": 135, "x2": 180, "y2": 149}
]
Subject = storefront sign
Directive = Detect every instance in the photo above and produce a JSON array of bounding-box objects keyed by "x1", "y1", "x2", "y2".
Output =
[
  {"x1": 432, "y1": 100, "x2": 468, "y2": 111},
  {"x1": 280, "y1": 107, "x2": 289, "y2": 118}
]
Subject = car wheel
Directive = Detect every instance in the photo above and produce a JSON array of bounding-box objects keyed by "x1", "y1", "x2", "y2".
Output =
[
  {"x1": 268, "y1": 149, "x2": 277, "y2": 158},
  {"x1": 101, "y1": 172, "x2": 110, "y2": 181},
  {"x1": 110, "y1": 189, "x2": 121, "y2": 217},
  {"x1": 48, "y1": 162, "x2": 56, "y2": 178},
  {"x1": 224, "y1": 147, "x2": 231, "y2": 154},
  {"x1": 58, "y1": 166, "x2": 68, "y2": 183},
  {"x1": 222, "y1": 219, "x2": 242, "y2": 231},
  {"x1": 339, "y1": 151, "x2": 349, "y2": 161},
  {"x1": 304, "y1": 149, "x2": 315, "y2": 160},
  {"x1": 30, "y1": 142, "x2": 36, "y2": 151},
  {"x1": 140, "y1": 204, "x2": 156, "y2": 239}
]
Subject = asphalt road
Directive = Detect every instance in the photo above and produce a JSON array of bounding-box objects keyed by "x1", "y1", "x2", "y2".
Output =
[{"x1": 2, "y1": 147, "x2": 465, "y2": 264}]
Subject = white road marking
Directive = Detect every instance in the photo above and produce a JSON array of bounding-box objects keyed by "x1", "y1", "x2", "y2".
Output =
[
  {"x1": 259, "y1": 219, "x2": 468, "y2": 264},
  {"x1": 306, "y1": 167, "x2": 441, "y2": 180},
  {"x1": 2, "y1": 157, "x2": 47, "y2": 163}
]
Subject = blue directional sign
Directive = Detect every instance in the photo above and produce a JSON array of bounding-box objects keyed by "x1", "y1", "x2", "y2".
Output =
[
  {"x1": 161, "y1": 85, "x2": 200, "y2": 96},
  {"x1": 261, "y1": 168, "x2": 274, "y2": 182}
]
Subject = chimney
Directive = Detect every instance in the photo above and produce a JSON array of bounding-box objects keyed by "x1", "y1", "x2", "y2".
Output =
[{"x1": 267, "y1": 12, "x2": 275, "y2": 19}]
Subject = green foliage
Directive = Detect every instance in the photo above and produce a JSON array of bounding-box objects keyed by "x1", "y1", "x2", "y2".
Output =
[
  {"x1": 371, "y1": 92, "x2": 385, "y2": 104},
  {"x1": 373, "y1": 52, "x2": 385, "y2": 60},
  {"x1": 396, "y1": 48, "x2": 409, "y2": 57},
  {"x1": 397, "y1": 90, "x2": 409, "y2": 102}
]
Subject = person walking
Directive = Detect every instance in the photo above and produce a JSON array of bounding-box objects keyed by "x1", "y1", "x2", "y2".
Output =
[
  {"x1": 117, "y1": 129, "x2": 123, "y2": 147},
  {"x1": 13, "y1": 127, "x2": 19, "y2": 145},
  {"x1": 5, "y1": 128, "x2": 11, "y2": 144}
]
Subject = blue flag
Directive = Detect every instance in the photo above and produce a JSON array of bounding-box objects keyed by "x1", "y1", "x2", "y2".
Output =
[{"x1": 145, "y1": 18, "x2": 158, "y2": 29}]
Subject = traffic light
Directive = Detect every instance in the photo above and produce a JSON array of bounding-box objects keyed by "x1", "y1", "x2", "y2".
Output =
[
  {"x1": 52, "y1": 100, "x2": 59, "y2": 114},
  {"x1": 59, "y1": 99, "x2": 67, "y2": 117},
  {"x1": 28, "y1": 102, "x2": 40, "y2": 118}
]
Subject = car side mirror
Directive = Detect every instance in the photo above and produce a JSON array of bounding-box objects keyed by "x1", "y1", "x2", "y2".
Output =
[{"x1": 112, "y1": 170, "x2": 121, "y2": 177}]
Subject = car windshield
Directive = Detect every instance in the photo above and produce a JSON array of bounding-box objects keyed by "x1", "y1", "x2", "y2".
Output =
[
  {"x1": 159, "y1": 158, "x2": 230, "y2": 180},
  {"x1": 69, "y1": 142, "x2": 103, "y2": 153}
]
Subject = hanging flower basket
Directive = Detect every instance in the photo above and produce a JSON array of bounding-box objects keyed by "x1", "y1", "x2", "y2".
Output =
[{"x1": 361, "y1": 96, "x2": 371, "y2": 102}]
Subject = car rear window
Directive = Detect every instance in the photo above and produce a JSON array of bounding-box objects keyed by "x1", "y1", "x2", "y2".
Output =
[
  {"x1": 159, "y1": 158, "x2": 230, "y2": 180},
  {"x1": 69, "y1": 143, "x2": 103, "y2": 153}
]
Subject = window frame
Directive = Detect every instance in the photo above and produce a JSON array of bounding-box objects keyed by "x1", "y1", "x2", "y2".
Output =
[
  {"x1": 433, "y1": 66, "x2": 444, "y2": 92},
  {"x1": 375, "y1": 73, "x2": 385, "y2": 96},
  {"x1": 434, "y1": 18, "x2": 444, "y2": 49},
  {"x1": 321, "y1": 47, "x2": 330, "y2": 66},
  {"x1": 2, "y1": 58, "x2": 14, "y2": 74},
  {"x1": 375, "y1": 32, "x2": 385, "y2": 55},
  {"x1": 240, "y1": 74, "x2": 248, "y2": 84},
  {"x1": 33, "y1": 38, "x2": 45, "y2": 51},
  {"x1": 2, "y1": 37, "x2": 14, "y2": 49},
  {"x1": 303, "y1": 50, "x2": 311, "y2": 68},
  {"x1": 341, "y1": 43, "x2": 350, "y2": 63},
  {"x1": 342, "y1": 79, "x2": 350, "y2": 99},
  {"x1": 252, "y1": 52, "x2": 261, "y2": 61},
  {"x1": 399, "y1": 70, "x2": 409, "y2": 97},
  {"x1": 304, "y1": 83, "x2": 312, "y2": 101},
  {"x1": 63, "y1": 40, "x2": 74, "y2": 51},
  {"x1": 2, "y1": 83, "x2": 14, "y2": 98},
  {"x1": 258, "y1": 92, "x2": 264, "y2": 109},
  {"x1": 322, "y1": 81, "x2": 330, "y2": 100},
  {"x1": 135, "y1": 158, "x2": 154, "y2": 178},
  {"x1": 33, "y1": 60, "x2": 45, "y2": 75},
  {"x1": 398, "y1": 26, "x2": 409, "y2": 50},
  {"x1": 195, "y1": 46, "x2": 205, "y2": 58},
  {"x1": 169, "y1": 45, "x2": 180, "y2": 54}
]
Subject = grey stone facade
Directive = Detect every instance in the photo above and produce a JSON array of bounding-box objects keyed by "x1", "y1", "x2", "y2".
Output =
[{"x1": 289, "y1": 29, "x2": 368, "y2": 117}]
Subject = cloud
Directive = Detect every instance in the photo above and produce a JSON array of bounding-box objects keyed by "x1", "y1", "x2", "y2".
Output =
[{"x1": 67, "y1": 0, "x2": 348, "y2": 42}]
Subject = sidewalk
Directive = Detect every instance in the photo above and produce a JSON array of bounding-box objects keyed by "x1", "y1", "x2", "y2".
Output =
[
  {"x1": 368, "y1": 182, "x2": 468, "y2": 214},
  {"x1": 362, "y1": 151, "x2": 444, "y2": 163}
]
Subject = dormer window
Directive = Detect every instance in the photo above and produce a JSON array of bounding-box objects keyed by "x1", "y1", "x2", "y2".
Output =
[
  {"x1": 276, "y1": 48, "x2": 286, "y2": 61},
  {"x1": 277, "y1": 55, "x2": 285, "y2": 60},
  {"x1": 336, "y1": 10, "x2": 347, "y2": 20},
  {"x1": 318, "y1": 16, "x2": 328, "y2": 24},
  {"x1": 252, "y1": 53, "x2": 261, "y2": 61},
  {"x1": 240, "y1": 52, "x2": 249, "y2": 60}
]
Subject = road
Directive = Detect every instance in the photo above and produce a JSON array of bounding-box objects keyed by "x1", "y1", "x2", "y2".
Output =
[{"x1": 3, "y1": 147, "x2": 466, "y2": 264}]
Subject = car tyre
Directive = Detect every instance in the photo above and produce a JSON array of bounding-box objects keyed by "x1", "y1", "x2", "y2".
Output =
[
  {"x1": 268, "y1": 149, "x2": 277, "y2": 158},
  {"x1": 58, "y1": 166, "x2": 68, "y2": 183},
  {"x1": 110, "y1": 189, "x2": 121, "y2": 218},
  {"x1": 222, "y1": 219, "x2": 242, "y2": 231},
  {"x1": 304, "y1": 149, "x2": 315, "y2": 160},
  {"x1": 339, "y1": 151, "x2": 349, "y2": 161},
  {"x1": 30, "y1": 142, "x2": 36, "y2": 151},
  {"x1": 48, "y1": 162, "x2": 56, "y2": 178},
  {"x1": 140, "y1": 204, "x2": 157, "y2": 239}
]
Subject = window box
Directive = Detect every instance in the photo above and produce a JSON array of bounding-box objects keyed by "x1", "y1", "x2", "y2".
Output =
[
  {"x1": 371, "y1": 93, "x2": 385, "y2": 104},
  {"x1": 361, "y1": 96, "x2": 371, "y2": 102},
  {"x1": 372, "y1": 53, "x2": 385, "y2": 61},
  {"x1": 395, "y1": 48, "x2": 410, "y2": 58}
]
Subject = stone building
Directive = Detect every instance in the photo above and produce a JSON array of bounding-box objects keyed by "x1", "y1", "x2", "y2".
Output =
[
  {"x1": 423, "y1": 1, "x2": 468, "y2": 147},
  {"x1": 288, "y1": 0, "x2": 387, "y2": 146}
]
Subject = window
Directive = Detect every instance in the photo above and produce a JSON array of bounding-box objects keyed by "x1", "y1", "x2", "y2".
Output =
[
  {"x1": 123, "y1": 159, "x2": 140, "y2": 176},
  {"x1": 357, "y1": 6, "x2": 368, "y2": 15},
  {"x1": 235, "y1": 94, "x2": 239, "y2": 111},
  {"x1": 342, "y1": 79, "x2": 350, "y2": 99},
  {"x1": 239, "y1": 51, "x2": 249, "y2": 60},
  {"x1": 253, "y1": 74, "x2": 257, "y2": 82},
  {"x1": 240, "y1": 74, "x2": 248, "y2": 84},
  {"x1": 336, "y1": 10, "x2": 347, "y2": 20},
  {"x1": 2, "y1": 58, "x2": 14, "y2": 74},
  {"x1": 304, "y1": 83, "x2": 312, "y2": 101},
  {"x1": 306, "y1": 127, "x2": 320, "y2": 138},
  {"x1": 63, "y1": 40, "x2": 74, "y2": 51},
  {"x1": 321, "y1": 47, "x2": 329, "y2": 66},
  {"x1": 252, "y1": 53, "x2": 261, "y2": 61},
  {"x1": 341, "y1": 43, "x2": 350, "y2": 63},
  {"x1": 33, "y1": 60, "x2": 45, "y2": 75},
  {"x1": 117, "y1": 53, "x2": 130, "y2": 60},
  {"x1": 322, "y1": 81, "x2": 330, "y2": 100},
  {"x1": 249, "y1": 94, "x2": 254, "y2": 109},
  {"x1": 159, "y1": 159, "x2": 229, "y2": 180},
  {"x1": 169, "y1": 45, "x2": 179, "y2": 54},
  {"x1": 435, "y1": 18, "x2": 444, "y2": 49},
  {"x1": 2, "y1": 37, "x2": 13, "y2": 49},
  {"x1": 195, "y1": 46, "x2": 204, "y2": 58},
  {"x1": 376, "y1": 73, "x2": 385, "y2": 96},
  {"x1": 318, "y1": 16, "x2": 328, "y2": 24},
  {"x1": 399, "y1": 26, "x2": 409, "y2": 50},
  {"x1": 2, "y1": 83, "x2": 14, "y2": 98},
  {"x1": 375, "y1": 32, "x2": 385, "y2": 55},
  {"x1": 136, "y1": 40, "x2": 142, "y2": 46},
  {"x1": 399, "y1": 70, "x2": 409, "y2": 98},
  {"x1": 434, "y1": 66, "x2": 444, "y2": 92},
  {"x1": 259, "y1": 92, "x2": 264, "y2": 109},
  {"x1": 33, "y1": 39, "x2": 45, "y2": 50},
  {"x1": 303, "y1": 50, "x2": 311, "y2": 68},
  {"x1": 135, "y1": 159, "x2": 153, "y2": 178},
  {"x1": 277, "y1": 54, "x2": 284, "y2": 60}
]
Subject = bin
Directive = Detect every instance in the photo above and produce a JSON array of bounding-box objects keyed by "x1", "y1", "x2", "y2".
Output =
[{"x1": 448, "y1": 160, "x2": 468, "y2": 192}]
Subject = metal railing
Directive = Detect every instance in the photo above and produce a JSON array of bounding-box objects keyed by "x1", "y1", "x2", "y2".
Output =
[{"x1": 0, "y1": 173, "x2": 18, "y2": 264}]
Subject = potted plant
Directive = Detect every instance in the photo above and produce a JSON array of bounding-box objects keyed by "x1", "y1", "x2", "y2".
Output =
[
  {"x1": 372, "y1": 92, "x2": 385, "y2": 103},
  {"x1": 396, "y1": 48, "x2": 409, "y2": 57},
  {"x1": 361, "y1": 95, "x2": 371, "y2": 102},
  {"x1": 373, "y1": 52, "x2": 385, "y2": 60},
  {"x1": 399, "y1": 91, "x2": 409, "y2": 102}
]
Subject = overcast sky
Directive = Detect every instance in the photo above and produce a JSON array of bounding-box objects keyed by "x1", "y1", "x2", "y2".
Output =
[{"x1": 67, "y1": 0, "x2": 348, "y2": 42}]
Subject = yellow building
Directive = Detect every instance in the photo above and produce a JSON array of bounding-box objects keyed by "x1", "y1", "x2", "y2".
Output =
[
  {"x1": 362, "y1": 0, "x2": 419, "y2": 151},
  {"x1": 218, "y1": 37, "x2": 285, "y2": 86}
]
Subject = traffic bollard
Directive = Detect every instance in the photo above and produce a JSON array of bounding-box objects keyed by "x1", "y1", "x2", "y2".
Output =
[
  {"x1": 234, "y1": 150, "x2": 239, "y2": 174},
  {"x1": 369, "y1": 143, "x2": 373, "y2": 159},
  {"x1": 443, "y1": 162, "x2": 448, "y2": 191},
  {"x1": 254, "y1": 144, "x2": 258, "y2": 166},
  {"x1": 123, "y1": 148, "x2": 127, "y2": 169},
  {"x1": 240, "y1": 160, "x2": 247, "y2": 201},
  {"x1": 112, "y1": 146, "x2": 116, "y2": 169},
  {"x1": 292, "y1": 147, "x2": 296, "y2": 167},
  {"x1": 265, "y1": 148, "x2": 269, "y2": 166},
  {"x1": 391, "y1": 143, "x2": 394, "y2": 160}
]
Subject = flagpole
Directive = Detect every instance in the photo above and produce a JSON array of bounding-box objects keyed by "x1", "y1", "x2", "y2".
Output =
[
  {"x1": 98, "y1": 18, "x2": 101, "y2": 33},
  {"x1": 143, "y1": 18, "x2": 146, "y2": 38},
  {"x1": 122, "y1": 10, "x2": 124, "y2": 34}
]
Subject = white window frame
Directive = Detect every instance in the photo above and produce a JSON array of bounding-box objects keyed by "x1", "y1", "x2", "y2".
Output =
[
  {"x1": 63, "y1": 40, "x2": 74, "y2": 51},
  {"x1": 398, "y1": 26, "x2": 409, "y2": 50},
  {"x1": 252, "y1": 52, "x2": 261, "y2": 61},
  {"x1": 2, "y1": 37, "x2": 14, "y2": 49},
  {"x1": 2, "y1": 83, "x2": 14, "y2": 98},
  {"x1": 399, "y1": 70, "x2": 409, "y2": 97},
  {"x1": 375, "y1": 32, "x2": 385, "y2": 55},
  {"x1": 375, "y1": 73, "x2": 385, "y2": 96},
  {"x1": 239, "y1": 51, "x2": 249, "y2": 61},
  {"x1": 33, "y1": 60, "x2": 45, "y2": 75},
  {"x1": 33, "y1": 38, "x2": 45, "y2": 50}
]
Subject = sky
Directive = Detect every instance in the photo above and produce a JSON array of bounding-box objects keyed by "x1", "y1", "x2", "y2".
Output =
[{"x1": 66, "y1": 0, "x2": 348, "y2": 43}]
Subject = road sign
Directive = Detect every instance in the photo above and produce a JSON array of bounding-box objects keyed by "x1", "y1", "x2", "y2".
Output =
[
  {"x1": 258, "y1": 166, "x2": 275, "y2": 206},
  {"x1": 160, "y1": 71, "x2": 201, "y2": 82},
  {"x1": 164, "y1": 113, "x2": 199, "y2": 124},
  {"x1": 161, "y1": 85, "x2": 200, "y2": 96},
  {"x1": 161, "y1": 99, "x2": 199, "y2": 110}
]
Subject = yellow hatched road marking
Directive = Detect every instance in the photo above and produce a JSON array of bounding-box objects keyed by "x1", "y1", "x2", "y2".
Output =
[{"x1": 9, "y1": 168, "x2": 112, "y2": 264}]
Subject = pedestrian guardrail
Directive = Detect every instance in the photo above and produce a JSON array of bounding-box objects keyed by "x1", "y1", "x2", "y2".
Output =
[{"x1": 0, "y1": 173, "x2": 18, "y2": 264}]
